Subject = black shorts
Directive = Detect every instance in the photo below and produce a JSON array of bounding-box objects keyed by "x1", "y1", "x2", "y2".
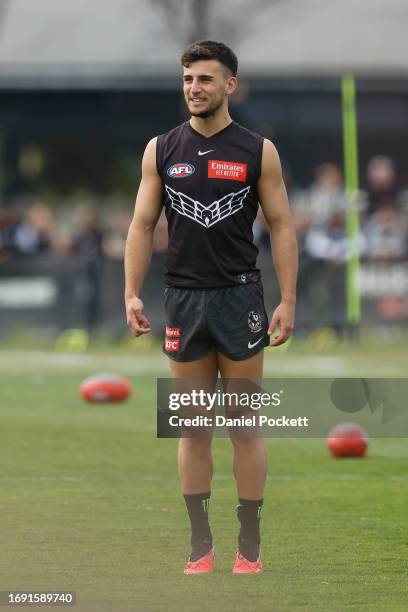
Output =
[{"x1": 163, "y1": 280, "x2": 270, "y2": 362}]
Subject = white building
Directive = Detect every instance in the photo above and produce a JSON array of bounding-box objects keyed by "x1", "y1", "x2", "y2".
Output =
[{"x1": 0, "y1": 0, "x2": 407, "y2": 87}]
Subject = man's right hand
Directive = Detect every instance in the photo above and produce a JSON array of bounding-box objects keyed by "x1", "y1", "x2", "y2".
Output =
[{"x1": 125, "y1": 296, "x2": 152, "y2": 337}]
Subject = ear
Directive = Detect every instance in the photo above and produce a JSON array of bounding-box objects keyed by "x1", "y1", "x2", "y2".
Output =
[{"x1": 226, "y1": 76, "x2": 238, "y2": 95}]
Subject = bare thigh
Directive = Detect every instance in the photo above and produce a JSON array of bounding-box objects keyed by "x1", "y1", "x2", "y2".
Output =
[
  {"x1": 169, "y1": 351, "x2": 218, "y2": 437},
  {"x1": 218, "y1": 350, "x2": 264, "y2": 439},
  {"x1": 169, "y1": 350, "x2": 218, "y2": 379},
  {"x1": 217, "y1": 350, "x2": 264, "y2": 382}
]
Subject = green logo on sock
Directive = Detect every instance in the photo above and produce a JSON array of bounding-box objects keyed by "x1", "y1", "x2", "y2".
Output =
[
  {"x1": 202, "y1": 498, "x2": 210, "y2": 513},
  {"x1": 256, "y1": 505, "x2": 263, "y2": 520}
]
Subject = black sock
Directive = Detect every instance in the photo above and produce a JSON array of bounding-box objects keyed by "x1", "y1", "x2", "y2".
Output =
[
  {"x1": 237, "y1": 498, "x2": 263, "y2": 562},
  {"x1": 183, "y1": 491, "x2": 212, "y2": 561}
]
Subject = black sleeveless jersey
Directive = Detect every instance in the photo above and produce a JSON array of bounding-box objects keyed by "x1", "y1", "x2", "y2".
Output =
[{"x1": 156, "y1": 120, "x2": 264, "y2": 288}]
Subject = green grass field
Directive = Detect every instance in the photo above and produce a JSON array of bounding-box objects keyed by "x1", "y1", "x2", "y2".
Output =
[{"x1": 0, "y1": 345, "x2": 407, "y2": 611}]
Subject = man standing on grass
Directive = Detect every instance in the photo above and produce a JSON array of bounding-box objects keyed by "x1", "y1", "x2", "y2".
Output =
[{"x1": 124, "y1": 40, "x2": 297, "y2": 574}]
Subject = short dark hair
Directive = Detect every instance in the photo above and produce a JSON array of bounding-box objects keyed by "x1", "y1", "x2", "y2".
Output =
[{"x1": 181, "y1": 40, "x2": 238, "y2": 77}]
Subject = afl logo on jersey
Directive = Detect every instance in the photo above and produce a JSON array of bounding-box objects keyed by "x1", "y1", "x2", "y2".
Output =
[{"x1": 167, "y1": 163, "x2": 195, "y2": 178}]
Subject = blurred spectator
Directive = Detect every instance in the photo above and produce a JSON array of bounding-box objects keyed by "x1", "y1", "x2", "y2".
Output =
[
  {"x1": 103, "y1": 207, "x2": 133, "y2": 260},
  {"x1": 305, "y1": 209, "x2": 366, "y2": 264},
  {"x1": 72, "y1": 203, "x2": 103, "y2": 260},
  {"x1": 72, "y1": 203, "x2": 104, "y2": 329},
  {"x1": 301, "y1": 163, "x2": 347, "y2": 227},
  {"x1": 291, "y1": 206, "x2": 312, "y2": 254},
  {"x1": 282, "y1": 162, "x2": 306, "y2": 211},
  {"x1": 364, "y1": 203, "x2": 407, "y2": 261},
  {"x1": 0, "y1": 205, "x2": 20, "y2": 262},
  {"x1": 364, "y1": 156, "x2": 398, "y2": 216},
  {"x1": 15, "y1": 200, "x2": 73, "y2": 255},
  {"x1": 15, "y1": 201, "x2": 54, "y2": 254},
  {"x1": 291, "y1": 205, "x2": 313, "y2": 331},
  {"x1": 305, "y1": 209, "x2": 366, "y2": 333},
  {"x1": 1, "y1": 200, "x2": 73, "y2": 258},
  {"x1": 104, "y1": 207, "x2": 168, "y2": 258}
]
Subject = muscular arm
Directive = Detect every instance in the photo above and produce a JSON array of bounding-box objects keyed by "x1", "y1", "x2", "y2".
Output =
[
  {"x1": 257, "y1": 139, "x2": 298, "y2": 345},
  {"x1": 124, "y1": 137, "x2": 163, "y2": 336}
]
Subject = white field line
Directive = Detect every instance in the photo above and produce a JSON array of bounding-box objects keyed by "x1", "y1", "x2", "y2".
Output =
[
  {"x1": 0, "y1": 476, "x2": 81, "y2": 482},
  {"x1": 0, "y1": 351, "x2": 402, "y2": 377},
  {"x1": 3, "y1": 474, "x2": 406, "y2": 484},
  {"x1": 0, "y1": 351, "x2": 168, "y2": 374},
  {"x1": 211, "y1": 473, "x2": 408, "y2": 482}
]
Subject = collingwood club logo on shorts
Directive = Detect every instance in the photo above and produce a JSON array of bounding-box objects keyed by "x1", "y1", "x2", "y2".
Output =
[
  {"x1": 248, "y1": 311, "x2": 263, "y2": 333},
  {"x1": 167, "y1": 163, "x2": 195, "y2": 178},
  {"x1": 165, "y1": 185, "x2": 250, "y2": 228}
]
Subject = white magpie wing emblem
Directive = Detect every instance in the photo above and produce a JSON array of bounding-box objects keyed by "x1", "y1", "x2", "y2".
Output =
[{"x1": 165, "y1": 185, "x2": 250, "y2": 228}]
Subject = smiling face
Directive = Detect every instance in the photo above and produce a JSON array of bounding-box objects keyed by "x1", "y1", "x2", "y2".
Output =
[{"x1": 183, "y1": 59, "x2": 237, "y2": 119}]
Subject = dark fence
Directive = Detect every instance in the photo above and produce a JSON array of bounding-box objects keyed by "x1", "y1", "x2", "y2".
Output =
[{"x1": 0, "y1": 252, "x2": 407, "y2": 337}]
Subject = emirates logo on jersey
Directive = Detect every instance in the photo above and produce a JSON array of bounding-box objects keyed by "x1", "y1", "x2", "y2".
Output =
[
  {"x1": 208, "y1": 160, "x2": 247, "y2": 182},
  {"x1": 167, "y1": 163, "x2": 195, "y2": 178}
]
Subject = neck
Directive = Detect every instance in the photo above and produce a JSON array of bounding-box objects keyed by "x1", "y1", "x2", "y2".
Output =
[{"x1": 189, "y1": 109, "x2": 232, "y2": 138}]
